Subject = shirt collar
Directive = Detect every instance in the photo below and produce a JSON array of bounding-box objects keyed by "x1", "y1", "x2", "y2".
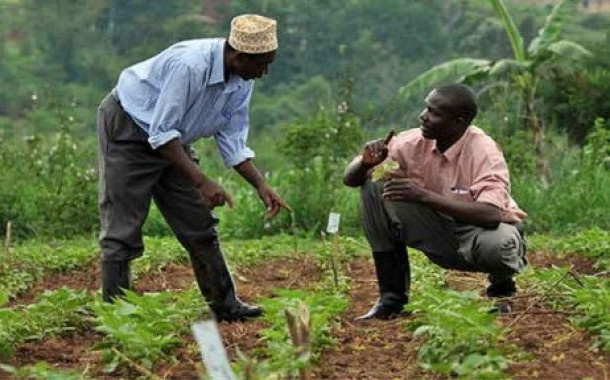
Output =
[
  {"x1": 208, "y1": 39, "x2": 226, "y2": 86},
  {"x1": 207, "y1": 38, "x2": 248, "y2": 93},
  {"x1": 433, "y1": 126, "x2": 472, "y2": 162}
]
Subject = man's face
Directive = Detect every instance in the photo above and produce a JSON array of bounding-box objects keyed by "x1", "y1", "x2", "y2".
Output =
[
  {"x1": 418, "y1": 90, "x2": 459, "y2": 140},
  {"x1": 232, "y1": 50, "x2": 276, "y2": 80}
]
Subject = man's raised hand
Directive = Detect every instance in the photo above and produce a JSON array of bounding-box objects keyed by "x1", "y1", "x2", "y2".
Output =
[{"x1": 362, "y1": 130, "x2": 395, "y2": 167}]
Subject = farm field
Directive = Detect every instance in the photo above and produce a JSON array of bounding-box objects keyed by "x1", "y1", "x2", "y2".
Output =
[
  {"x1": 1, "y1": 0, "x2": 609, "y2": 378},
  {"x1": 0, "y1": 231, "x2": 608, "y2": 379}
]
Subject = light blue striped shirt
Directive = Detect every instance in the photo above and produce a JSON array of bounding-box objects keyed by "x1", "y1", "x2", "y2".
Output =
[{"x1": 115, "y1": 38, "x2": 255, "y2": 167}]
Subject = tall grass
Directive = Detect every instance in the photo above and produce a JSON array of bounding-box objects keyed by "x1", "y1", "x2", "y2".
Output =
[{"x1": 510, "y1": 119, "x2": 610, "y2": 234}]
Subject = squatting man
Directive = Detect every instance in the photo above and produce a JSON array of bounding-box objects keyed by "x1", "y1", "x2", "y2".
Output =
[
  {"x1": 343, "y1": 84, "x2": 527, "y2": 320},
  {"x1": 97, "y1": 14, "x2": 290, "y2": 322}
]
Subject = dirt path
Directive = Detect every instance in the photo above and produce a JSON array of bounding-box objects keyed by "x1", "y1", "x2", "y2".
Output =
[{"x1": 315, "y1": 258, "x2": 433, "y2": 380}]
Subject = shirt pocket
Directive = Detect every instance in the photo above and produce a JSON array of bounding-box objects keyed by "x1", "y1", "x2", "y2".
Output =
[{"x1": 449, "y1": 184, "x2": 474, "y2": 202}]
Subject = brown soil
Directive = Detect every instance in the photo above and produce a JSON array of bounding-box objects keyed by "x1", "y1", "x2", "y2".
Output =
[
  {"x1": 1, "y1": 250, "x2": 608, "y2": 379},
  {"x1": 2, "y1": 256, "x2": 322, "y2": 379},
  {"x1": 6, "y1": 261, "x2": 100, "y2": 307},
  {"x1": 527, "y1": 249, "x2": 603, "y2": 275},
  {"x1": 502, "y1": 250, "x2": 610, "y2": 379},
  {"x1": 315, "y1": 258, "x2": 433, "y2": 380},
  {"x1": 502, "y1": 299, "x2": 610, "y2": 380}
]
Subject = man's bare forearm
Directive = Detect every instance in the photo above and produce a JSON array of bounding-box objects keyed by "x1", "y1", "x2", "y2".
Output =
[
  {"x1": 343, "y1": 156, "x2": 373, "y2": 187},
  {"x1": 234, "y1": 159, "x2": 266, "y2": 189},
  {"x1": 421, "y1": 191, "x2": 502, "y2": 228},
  {"x1": 157, "y1": 139, "x2": 207, "y2": 186}
]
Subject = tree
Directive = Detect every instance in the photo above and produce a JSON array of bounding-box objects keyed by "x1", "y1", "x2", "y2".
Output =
[{"x1": 398, "y1": 0, "x2": 592, "y2": 181}]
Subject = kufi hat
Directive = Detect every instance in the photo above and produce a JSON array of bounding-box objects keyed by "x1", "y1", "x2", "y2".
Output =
[{"x1": 228, "y1": 14, "x2": 278, "y2": 54}]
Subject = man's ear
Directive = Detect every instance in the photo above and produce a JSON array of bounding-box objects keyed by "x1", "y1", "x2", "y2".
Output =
[{"x1": 456, "y1": 116, "x2": 467, "y2": 128}]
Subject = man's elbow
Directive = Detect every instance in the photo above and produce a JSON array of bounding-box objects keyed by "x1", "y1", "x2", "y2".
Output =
[{"x1": 343, "y1": 174, "x2": 364, "y2": 188}]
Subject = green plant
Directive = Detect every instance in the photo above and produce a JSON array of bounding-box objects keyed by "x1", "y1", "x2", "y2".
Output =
[
  {"x1": 240, "y1": 288, "x2": 347, "y2": 378},
  {"x1": 92, "y1": 289, "x2": 203, "y2": 372},
  {"x1": 0, "y1": 289, "x2": 91, "y2": 358},
  {"x1": 0, "y1": 362, "x2": 88, "y2": 380},
  {"x1": 407, "y1": 288, "x2": 510, "y2": 377},
  {"x1": 404, "y1": 250, "x2": 512, "y2": 378},
  {"x1": 531, "y1": 268, "x2": 610, "y2": 352},
  {"x1": 529, "y1": 227, "x2": 609, "y2": 268},
  {"x1": 0, "y1": 238, "x2": 97, "y2": 297}
]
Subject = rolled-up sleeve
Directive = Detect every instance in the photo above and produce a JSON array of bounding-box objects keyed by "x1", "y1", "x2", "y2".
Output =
[
  {"x1": 148, "y1": 63, "x2": 197, "y2": 149},
  {"x1": 214, "y1": 85, "x2": 255, "y2": 167},
  {"x1": 470, "y1": 151, "x2": 511, "y2": 210}
]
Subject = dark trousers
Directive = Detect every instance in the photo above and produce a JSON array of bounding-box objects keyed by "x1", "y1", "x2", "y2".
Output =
[
  {"x1": 96, "y1": 93, "x2": 234, "y2": 291},
  {"x1": 361, "y1": 181, "x2": 526, "y2": 283}
]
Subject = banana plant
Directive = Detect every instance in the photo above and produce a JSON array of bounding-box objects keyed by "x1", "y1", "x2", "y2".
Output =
[{"x1": 399, "y1": 0, "x2": 592, "y2": 179}]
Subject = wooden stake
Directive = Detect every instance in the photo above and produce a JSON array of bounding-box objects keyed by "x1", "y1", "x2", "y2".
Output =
[
  {"x1": 3, "y1": 221, "x2": 11, "y2": 256},
  {"x1": 285, "y1": 301, "x2": 311, "y2": 380},
  {"x1": 330, "y1": 233, "x2": 340, "y2": 288},
  {"x1": 290, "y1": 211, "x2": 298, "y2": 255}
]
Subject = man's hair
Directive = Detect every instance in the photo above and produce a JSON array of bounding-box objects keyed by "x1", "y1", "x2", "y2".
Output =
[
  {"x1": 434, "y1": 84, "x2": 478, "y2": 125},
  {"x1": 225, "y1": 41, "x2": 267, "y2": 59}
]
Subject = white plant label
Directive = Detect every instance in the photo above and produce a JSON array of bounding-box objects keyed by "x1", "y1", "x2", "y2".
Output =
[
  {"x1": 326, "y1": 212, "x2": 341, "y2": 234},
  {"x1": 192, "y1": 321, "x2": 236, "y2": 380}
]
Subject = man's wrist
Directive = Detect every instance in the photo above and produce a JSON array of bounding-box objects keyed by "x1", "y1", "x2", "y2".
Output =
[
  {"x1": 193, "y1": 173, "x2": 210, "y2": 189},
  {"x1": 419, "y1": 189, "x2": 434, "y2": 204},
  {"x1": 360, "y1": 159, "x2": 375, "y2": 171}
]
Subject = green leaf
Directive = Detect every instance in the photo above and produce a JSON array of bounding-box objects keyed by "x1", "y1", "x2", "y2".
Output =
[
  {"x1": 488, "y1": 59, "x2": 530, "y2": 77},
  {"x1": 546, "y1": 40, "x2": 593, "y2": 60},
  {"x1": 398, "y1": 58, "x2": 490, "y2": 100},
  {"x1": 528, "y1": 0, "x2": 574, "y2": 54},
  {"x1": 413, "y1": 325, "x2": 432, "y2": 337},
  {"x1": 0, "y1": 290, "x2": 8, "y2": 307},
  {"x1": 490, "y1": 0, "x2": 525, "y2": 61}
]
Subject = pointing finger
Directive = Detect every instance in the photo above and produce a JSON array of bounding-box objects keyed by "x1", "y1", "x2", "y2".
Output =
[{"x1": 383, "y1": 130, "x2": 395, "y2": 146}]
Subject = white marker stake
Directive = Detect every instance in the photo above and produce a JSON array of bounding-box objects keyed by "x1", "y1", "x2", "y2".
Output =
[
  {"x1": 326, "y1": 212, "x2": 341, "y2": 234},
  {"x1": 192, "y1": 321, "x2": 236, "y2": 380}
]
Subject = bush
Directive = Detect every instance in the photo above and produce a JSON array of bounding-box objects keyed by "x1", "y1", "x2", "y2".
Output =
[
  {"x1": 0, "y1": 132, "x2": 98, "y2": 241},
  {"x1": 512, "y1": 119, "x2": 610, "y2": 234}
]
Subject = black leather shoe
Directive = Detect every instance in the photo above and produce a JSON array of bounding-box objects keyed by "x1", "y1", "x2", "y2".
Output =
[
  {"x1": 354, "y1": 300, "x2": 406, "y2": 321},
  {"x1": 212, "y1": 298, "x2": 263, "y2": 322}
]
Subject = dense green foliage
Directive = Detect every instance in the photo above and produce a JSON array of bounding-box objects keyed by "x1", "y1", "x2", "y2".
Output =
[{"x1": 0, "y1": 0, "x2": 608, "y2": 242}]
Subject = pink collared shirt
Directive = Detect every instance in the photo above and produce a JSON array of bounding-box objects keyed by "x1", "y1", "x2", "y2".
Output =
[{"x1": 386, "y1": 126, "x2": 525, "y2": 222}]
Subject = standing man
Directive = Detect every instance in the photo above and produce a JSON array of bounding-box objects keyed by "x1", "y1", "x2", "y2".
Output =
[
  {"x1": 97, "y1": 14, "x2": 290, "y2": 322},
  {"x1": 344, "y1": 84, "x2": 527, "y2": 320}
]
